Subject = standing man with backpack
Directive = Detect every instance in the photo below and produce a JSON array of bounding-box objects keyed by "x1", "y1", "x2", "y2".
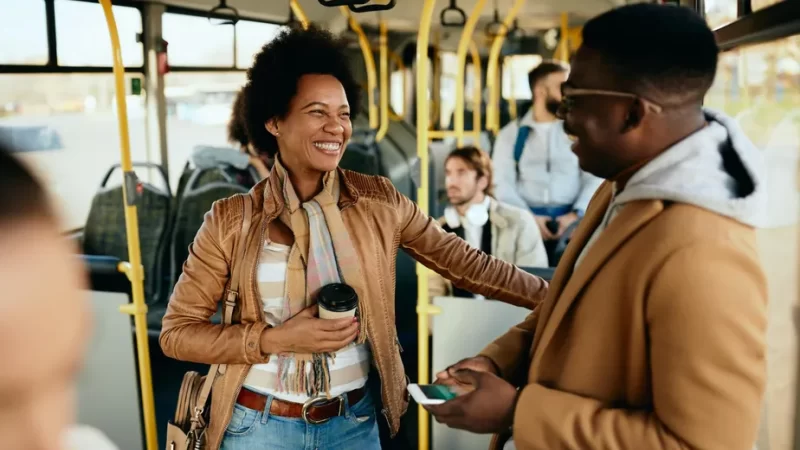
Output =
[{"x1": 492, "y1": 61, "x2": 602, "y2": 262}]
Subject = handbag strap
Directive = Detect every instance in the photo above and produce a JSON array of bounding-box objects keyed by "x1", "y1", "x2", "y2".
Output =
[{"x1": 192, "y1": 194, "x2": 254, "y2": 427}]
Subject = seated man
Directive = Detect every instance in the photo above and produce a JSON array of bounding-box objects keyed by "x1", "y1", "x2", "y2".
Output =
[
  {"x1": 429, "y1": 5, "x2": 767, "y2": 450},
  {"x1": 430, "y1": 146, "x2": 548, "y2": 300},
  {"x1": 492, "y1": 61, "x2": 603, "y2": 262}
]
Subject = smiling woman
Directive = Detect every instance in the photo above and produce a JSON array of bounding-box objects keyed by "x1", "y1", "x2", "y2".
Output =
[{"x1": 159, "y1": 24, "x2": 547, "y2": 450}]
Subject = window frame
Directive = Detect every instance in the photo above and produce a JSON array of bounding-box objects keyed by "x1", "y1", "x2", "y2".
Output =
[
  {"x1": 0, "y1": 0, "x2": 292, "y2": 74},
  {"x1": 0, "y1": 0, "x2": 145, "y2": 74},
  {"x1": 163, "y1": 4, "x2": 290, "y2": 72}
]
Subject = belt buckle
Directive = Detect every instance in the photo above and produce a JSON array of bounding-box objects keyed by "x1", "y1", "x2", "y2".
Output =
[{"x1": 301, "y1": 396, "x2": 342, "y2": 425}]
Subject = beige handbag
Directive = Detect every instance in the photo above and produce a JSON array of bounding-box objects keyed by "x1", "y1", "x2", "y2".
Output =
[{"x1": 166, "y1": 195, "x2": 253, "y2": 450}]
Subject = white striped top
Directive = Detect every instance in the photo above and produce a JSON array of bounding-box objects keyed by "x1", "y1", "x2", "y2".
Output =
[{"x1": 242, "y1": 241, "x2": 372, "y2": 403}]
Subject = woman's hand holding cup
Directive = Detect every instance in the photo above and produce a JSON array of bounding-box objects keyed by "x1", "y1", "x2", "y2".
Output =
[{"x1": 261, "y1": 305, "x2": 358, "y2": 354}]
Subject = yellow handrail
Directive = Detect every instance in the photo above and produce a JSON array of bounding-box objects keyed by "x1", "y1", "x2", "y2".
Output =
[
  {"x1": 486, "y1": 0, "x2": 526, "y2": 134},
  {"x1": 377, "y1": 19, "x2": 389, "y2": 142},
  {"x1": 469, "y1": 40, "x2": 482, "y2": 139},
  {"x1": 341, "y1": 7, "x2": 379, "y2": 130},
  {"x1": 290, "y1": 0, "x2": 310, "y2": 29},
  {"x1": 558, "y1": 12, "x2": 569, "y2": 62},
  {"x1": 454, "y1": 0, "x2": 486, "y2": 147},
  {"x1": 98, "y1": 2, "x2": 158, "y2": 450},
  {"x1": 416, "y1": 1, "x2": 437, "y2": 450}
]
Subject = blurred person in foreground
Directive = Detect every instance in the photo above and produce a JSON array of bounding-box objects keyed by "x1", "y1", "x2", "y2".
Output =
[
  {"x1": 427, "y1": 4, "x2": 768, "y2": 450},
  {"x1": 0, "y1": 143, "x2": 117, "y2": 450}
]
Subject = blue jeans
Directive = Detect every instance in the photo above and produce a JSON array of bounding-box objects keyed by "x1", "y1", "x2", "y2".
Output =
[{"x1": 219, "y1": 391, "x2": 381, "y2": 450}]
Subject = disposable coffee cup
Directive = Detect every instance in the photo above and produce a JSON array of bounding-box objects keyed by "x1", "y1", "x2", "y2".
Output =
[{"x1": 317, "y1": 283, "x2": 358, "y2": 320}]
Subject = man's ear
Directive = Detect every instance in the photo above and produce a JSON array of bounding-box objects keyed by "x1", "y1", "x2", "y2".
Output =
[
  {"x1": 477, "y1": 175, "x2": 489, "y2": 194},
  {"x1": 622, "y1": 98, "x2": 646, "y2": 132}
]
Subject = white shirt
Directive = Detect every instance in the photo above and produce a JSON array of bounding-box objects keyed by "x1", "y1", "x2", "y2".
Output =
[
  {"x1": 492, "y1": 109, "x2": 603, "y2": 214},
  {"x1": 443, "y1": 197, "x2": 492, "y2": 300}
]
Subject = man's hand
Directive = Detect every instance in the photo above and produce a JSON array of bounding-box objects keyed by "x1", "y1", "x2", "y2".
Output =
[
  {"x1": 435, "y1": 356, "x2": 500, "y2": 394},
  {"x1": 555, "y1": 212, "x2": 579, "y2": 238},
  {"x1": 425, "y1": 369, "x2": 519, "y2": 434},
  {"x1": 534, "y1": 215, "x2": 555, "y2": 240}
]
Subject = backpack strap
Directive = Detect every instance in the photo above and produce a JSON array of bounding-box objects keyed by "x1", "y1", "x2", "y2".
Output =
[{"x1": 513, "y1": 117, "x2": 532, "y2": 177}]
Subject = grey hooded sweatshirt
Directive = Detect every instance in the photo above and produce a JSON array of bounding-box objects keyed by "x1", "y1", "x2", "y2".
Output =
[{"x1": 576, "y1": 108, "x2": 767, "y2": 268}]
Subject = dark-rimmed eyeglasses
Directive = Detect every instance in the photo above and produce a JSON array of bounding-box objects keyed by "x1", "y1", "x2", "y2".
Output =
[{"x1": 556, "y1": 86, "x2": 663, "y2": 120}]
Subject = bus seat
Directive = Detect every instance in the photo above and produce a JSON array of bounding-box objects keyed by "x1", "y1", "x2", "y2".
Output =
[
  {"x1": 339, "y1": 142, "x2": 380, "y2": 175},
  {"x1": 82, "y1": 164, "x2": 171, "y2": 305},
  {"x1": 519, "y1": 266, "x2": 555, "y2": 281},
  {"x1": 168, "y1": 170, "x2": 250, "y2": 297}
]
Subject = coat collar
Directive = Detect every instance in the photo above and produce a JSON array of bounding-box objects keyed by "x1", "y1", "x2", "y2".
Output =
[
  {"x1": 261, "y1": 157, "x2": 359, "y2": 219},
  {"x1": 530, "y1": 182, "x2": 665, "y2": 368}
]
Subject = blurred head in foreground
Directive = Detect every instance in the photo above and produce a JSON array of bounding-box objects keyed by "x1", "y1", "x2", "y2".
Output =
[{"x1": 0, "y1": 143, "x2": 90, "y2": 450}]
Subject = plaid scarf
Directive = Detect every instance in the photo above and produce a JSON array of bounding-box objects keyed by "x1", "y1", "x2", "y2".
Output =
[{"x1": 272, "y1": 158, "x2": 369, "y2": 398}]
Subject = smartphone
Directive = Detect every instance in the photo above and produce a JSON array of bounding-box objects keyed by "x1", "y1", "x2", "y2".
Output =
[{"x1": 407, "y1": 383, "x2": 457, "y2": 405}]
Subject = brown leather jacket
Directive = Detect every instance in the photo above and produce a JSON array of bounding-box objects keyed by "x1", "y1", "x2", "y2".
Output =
[{"x1": 160, "y1": 168, "x2": 548, "y2": 449}]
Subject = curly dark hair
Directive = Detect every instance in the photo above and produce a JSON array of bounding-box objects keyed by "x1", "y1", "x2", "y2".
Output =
[
  {"x1": 244, "y1": 25, "x2": 362, "y2": 158},
  {"x1": 227, "y1": 88, "x2": 248, "y2": 149}
]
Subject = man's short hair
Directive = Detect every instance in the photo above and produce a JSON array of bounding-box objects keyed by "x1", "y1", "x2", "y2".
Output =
[
  {"x1": 582, "y1": 4, "x2": 718, "y2": 106},
  {"x1": 528, "y1": 60, "x2": 569, "y2": 92},
  {"x1": 0, "y1": 142, "x2": 54, "y2": 225},
  {"x1": 446, "y1": 146, "x2": 494, "y2": 196}
]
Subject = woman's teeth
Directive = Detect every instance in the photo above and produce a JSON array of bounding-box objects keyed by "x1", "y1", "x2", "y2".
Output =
[{"x1": 314, "y1": 142, "x2": 341, "y2": 153}]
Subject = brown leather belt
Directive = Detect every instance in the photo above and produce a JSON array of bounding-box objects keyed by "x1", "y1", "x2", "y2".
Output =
[{"x1": 236, "y1": 386, "x2": 367, "y2": 424}]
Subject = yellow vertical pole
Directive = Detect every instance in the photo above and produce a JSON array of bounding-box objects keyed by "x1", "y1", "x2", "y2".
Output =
[
  {"x1": 486, "y1": 0, "x2": 526, "y2": 134},
  {"x1": 98, "y1": 2, "x2": 157, "y2": 450},
  {"x1": 416, "y1": 1, "x2": 437, "y2": 449},
  {"x1": 558, "y1": 12, "x2": 569, "y2": 62},
  {"x1": 377, "y1": 19, "x2": 390, "y2": 142},
  {"x1": 454, "y1": 0, "x2": 487, "y2": 147},
  {"x1": 341, "y1": 7, "x2": 379, "y2": 130},
  {"x1": 290, "y1": 0, "x2": 310, "y2": 29},
  {"x1": 469, "y1": 40, "x2": 482, "y2": 141}
]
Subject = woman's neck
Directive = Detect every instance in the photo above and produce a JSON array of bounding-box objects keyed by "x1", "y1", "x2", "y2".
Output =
[
  {"x1": 288, "y1": 171, "x2": 324, "y2": 202},
  {"x1": 278, "y1": 160, "x2": 322, "y2": 203}
]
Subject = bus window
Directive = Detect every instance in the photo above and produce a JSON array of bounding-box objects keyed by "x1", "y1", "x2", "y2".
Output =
[
  {"x1": 705, "y1": 35, "x2": 800, "y2": 450},
  {"x1": 163, "y1": 13, "x2": 234, "y2": 67},
  {"x1": 390, "y1": 69, "x2": 405, "y2": 117},
  {"x1": 502, "y1": 54, "x2": 542, "y2": 102},
  {"x1": 0, "y1": 0, "x2": 47, "y2": 65},
  {"x1": 236, "y1": 20, "x2": 285, "y2": 68},
  {"x1": 440, "y1": 52, "x2": 458, "y2": 129},
  {"x1": 164, "y1": 72, "x2": 247, "y2": 185},
  {"x1": 55, "y1": 1, "x2": 143, "y2": 67},
  {"x1": 752, "y1": 0, "x2": 785, "y2": 12},
  {"x1": 704, "y1": 0, "x2": 737, "y2": 29},
  {"x1": 0, "y1": 74, "x2": 147, "y2": 230}
]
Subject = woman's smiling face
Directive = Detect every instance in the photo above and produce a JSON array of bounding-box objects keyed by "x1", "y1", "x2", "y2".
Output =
[{"x1": 269, "y1": 74, "x2": 352, "y2": 176}]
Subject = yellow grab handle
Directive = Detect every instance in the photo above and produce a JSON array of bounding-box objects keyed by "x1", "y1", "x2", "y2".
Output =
[
  {"x1": 415, "y1": 1, "x2": 437, "y2": 450},
  {"x1": 98, "y1": 2, "x2": 158, "y2": 450},
  {"x1": 486, "y1": 0, "x2": 526, "y2": 134},
  {"x1": 341, "y1": 7, "x2": 379, "y2": 130},
  {"x1": 454, "y1": 0, "x2": 487, "y2": 147}
]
